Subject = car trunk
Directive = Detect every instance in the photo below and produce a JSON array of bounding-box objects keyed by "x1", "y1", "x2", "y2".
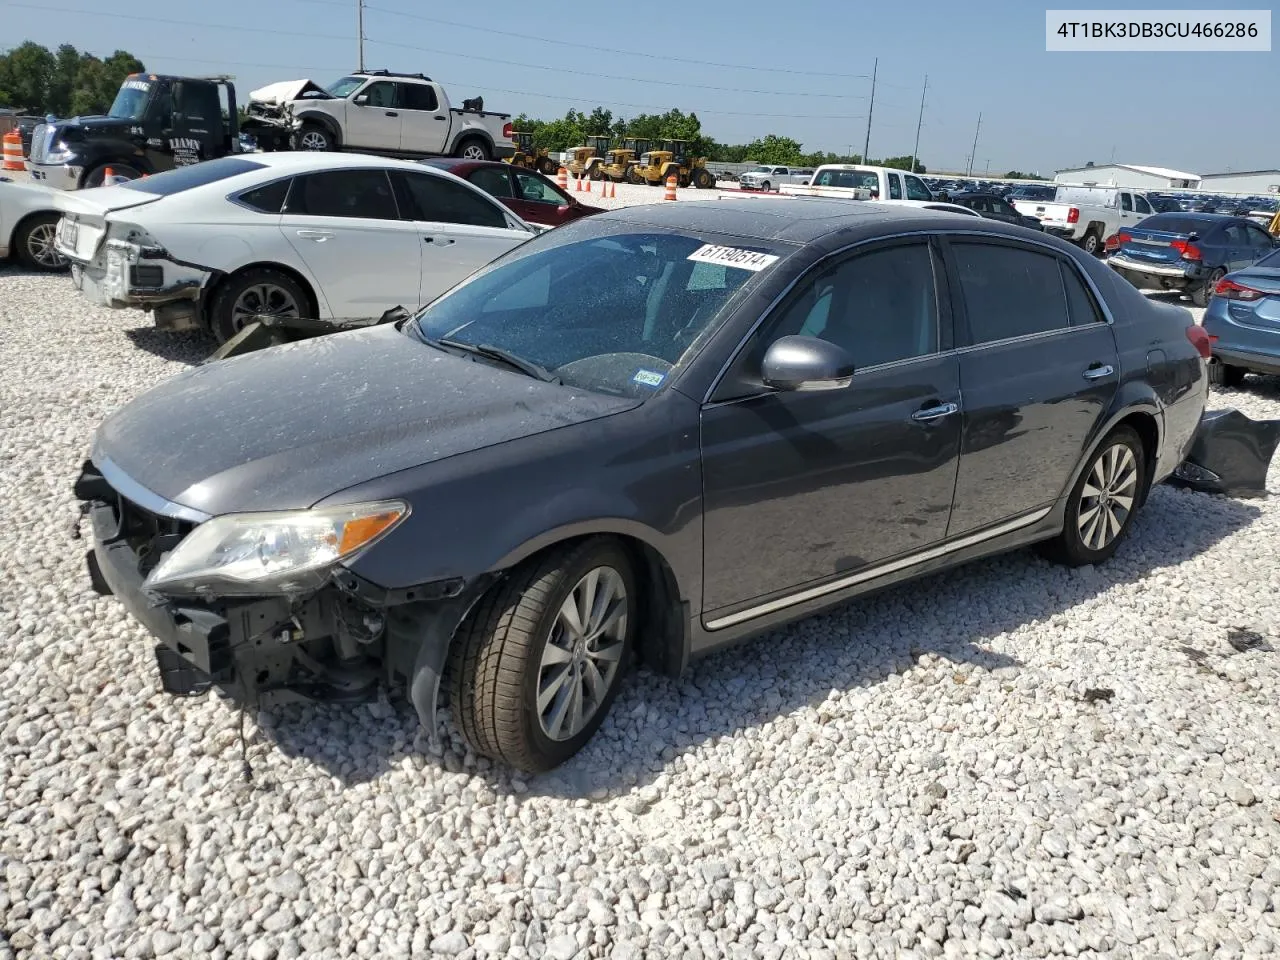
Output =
[
  {"x1": 51, "y1": 185, "x2": 161, "y2": 263},
  {"x1": 1117, "y1": 226, "x2": 1196, "y2": 267}
]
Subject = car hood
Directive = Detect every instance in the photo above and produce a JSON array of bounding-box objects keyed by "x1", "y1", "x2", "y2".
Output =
[
  {"x1": 248, "y1": 79, "x2": 335, "y2": 106},
  {"x1": 94, "y1": 324, "x2": 638, "y2": 516}
]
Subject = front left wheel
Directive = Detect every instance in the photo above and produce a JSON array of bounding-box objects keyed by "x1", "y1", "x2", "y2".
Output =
[
  {"x1": 447, "y1": 539, "x2": 637, "y2": 772},
  {"x1": 1039, "y1": 426, "x2": 1146, "y2": 567}
]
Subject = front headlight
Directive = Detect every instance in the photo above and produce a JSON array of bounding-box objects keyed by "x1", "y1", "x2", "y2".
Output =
[
  {"x1": 143, "y1": 501, "x2": 409, "y2": 596},
  {"x1": 45, "y1": 140, "x2": 75, "y2": 164}
]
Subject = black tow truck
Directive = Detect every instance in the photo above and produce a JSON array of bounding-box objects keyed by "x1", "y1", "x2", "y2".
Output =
[{"x1": 25, "y1": 72, "x2": 289, "y2": 190}]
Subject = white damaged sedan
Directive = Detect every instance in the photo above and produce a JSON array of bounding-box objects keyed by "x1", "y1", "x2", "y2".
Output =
[{"x1": 53, "y1": 153, "x2": 538, "y2": 342}]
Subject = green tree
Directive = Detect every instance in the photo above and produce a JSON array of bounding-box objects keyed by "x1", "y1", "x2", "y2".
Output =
[
  {"x1": 742, "y1": 134, "x2": 804, "y2": 165},
  {"x1": 0, "y1": 42, "x2": 143, "y2": 116},
  {"x1": 0, "y1": 41, "x2": 56, "y2": 112}
]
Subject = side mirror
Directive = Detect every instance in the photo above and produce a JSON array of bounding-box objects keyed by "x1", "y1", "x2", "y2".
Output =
[
  {"x1": 353, "y1": 94, "x2": 369, "y2": 106},
  {"x1": 761, "y1": 336, "x2": 855, "y2": 392}
]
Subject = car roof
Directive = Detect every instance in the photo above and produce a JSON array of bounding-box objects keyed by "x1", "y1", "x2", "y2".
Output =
[
  {"x1": 240, "y1": 152, "x2": 434, "y2": 175},
  {"x1": 592, "y1": 197, "x2": 1016, "y2": 243}
]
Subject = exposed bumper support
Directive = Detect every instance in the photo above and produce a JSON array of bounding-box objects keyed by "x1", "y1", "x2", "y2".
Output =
[{"x1": 1167, "y1": 408, "x2": 1280, "y2": 498}]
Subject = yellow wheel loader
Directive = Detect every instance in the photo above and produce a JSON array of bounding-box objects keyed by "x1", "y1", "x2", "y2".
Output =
[
  {"x1": 567, "y1": 135, "x2": 611, "y2": 180},
  {"x1": 632, "y1": 140, "x2": 716, "y2": 188},
  {"x1": 599, "y1": 138, "x2": 649, "y2": 182},
  {"x1": 505, "y1": 132, "x2": 557, "y2": 176}
]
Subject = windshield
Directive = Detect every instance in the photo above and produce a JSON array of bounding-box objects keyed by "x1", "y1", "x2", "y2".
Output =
[
  {"x1": 108, "y1": 78, "x2": 153, "y2": 121},
  {"x1": 813, "y1": 169, "x2": 880, "y2": 191},
  {"x1": 412, "y1": 225, "x2": 787, "y2": 397},
  {"x1": 326, "y1": 76, "x2": 366, "y2": 97},
  {"x1": 747, "y1": 167, "x2": 773, "y2": 174},
  {"x1": 1256, "y1": 247, "x2": 1280, "y2": 268}
]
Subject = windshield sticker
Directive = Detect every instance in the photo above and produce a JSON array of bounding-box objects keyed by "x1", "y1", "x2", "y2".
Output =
[
  {"x1": 633, "y1": 369, "x2": 665, "y2": 388},
  {"x1": 687, "y1": 244, "x2": 779, "y2": 272}
]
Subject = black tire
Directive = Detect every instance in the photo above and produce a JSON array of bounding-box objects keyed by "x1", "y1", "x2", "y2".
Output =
[
  {"x1": 626, "y1": 166, "x2": 642, "y2": 185},
  {"x1": 692, "y1": 167, "x2": 715, "y2": 189},
  {"x1": 454, "y1": 137, "x2": 491, "y2": 161},
  {"x1": 537, "y1": 157, "x2": 556, "y2": 176},
  {"x1": 83, "y1": 163, "x2": 141, "y2": 188},
  {"x1": 1039, "y1": 426, "x2": 1146, "y2": 567},
  {"x1": 1191, "y1": 269, "x2": 1225, "y2": 308},
  {"x1": 1078, "y1": 229, "x2": 1101, "y2": 256},
  {"x1": 1208, "y1": 361, "x2": 1247, "y2": 388},
  {"x1": 208, "y1": 267, "x2": 309, "y2": 344},
  {"x1": 295, "y1": 123, "x2": 336, "y2": 152},
  {"x1": 761, "y1": 180, "x2": 772, "y2": 193},
  {"x1": 13, "y1": 212, "x2": 69, "y2": 272},
  {"x1": 447, "y1": 539, "x2": 637, "y2": 772},
  {"x1": 588, "y1": 164, "x2": 603, "y2": 181}
]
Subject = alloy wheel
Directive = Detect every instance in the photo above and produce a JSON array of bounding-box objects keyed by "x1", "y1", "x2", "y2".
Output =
[
  {"x1": 26, "y1": 222, "x2": 66, "y2": 269},
  {"x1": 462, "y1": 144, "x2": 487, "y2": 160},
  {"x1": 230, "y1": 283, "x2": 302, "y2": 332},
  {"x1": 299, "y1": 131, "x2": 329, "y2": 150},
  {"x1": 1077, "y1": 443, "x2": 1139, "y2": 551},
  {"x1": 536, "y1": 566, "x2": 628, "y2": 741}
]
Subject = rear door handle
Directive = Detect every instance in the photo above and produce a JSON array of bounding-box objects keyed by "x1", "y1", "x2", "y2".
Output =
[
  {"x1": 424, "y1": 236, "x2": 455, "y2": 246},
  {"x1": 434, "y1": 115, "x2": 446, "y2": 121},
  {"x1": 296, "y1": 229, "x2": 335, "y2": 241},
  {"x1": 911, "y1": 402, "x2": 959, "y2": 423},
  {"x1": 385, "y1": 111, "x2": 398, "y2": 117},
  {"x1": 1082, "y1": 364, "x2": 1115, "y2": 380}
]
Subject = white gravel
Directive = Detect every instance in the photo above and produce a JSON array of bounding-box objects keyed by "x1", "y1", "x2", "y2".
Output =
[{"x1": 3, "y1": 259, "x2": 1280, "y2": 960}]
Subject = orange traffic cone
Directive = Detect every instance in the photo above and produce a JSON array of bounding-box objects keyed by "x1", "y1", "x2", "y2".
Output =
[
  {"x1": 584, "y1": 177, "x2": 592, "y2": 194},
  {"x1": 664, "y1": 174, "x2": 678, "y2": 201},
  {"x1": 103, "y1": 166, "x2": 115, "y2": 185},
  {"x1": 557, "y1": 166, "x2": 568, "y2": 190},
  {"x1": 1, "y1": 131, "x2": 23, "y2": 171},
  {"x1": 575, "y1": 177, "x2": 582, "y2": 192},
  {"x1": 607, "y1": 181, "x2": 616, "y2": 199}
]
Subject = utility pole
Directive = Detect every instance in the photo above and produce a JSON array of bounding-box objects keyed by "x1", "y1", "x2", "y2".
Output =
[
  {"x1": 910, "y1": 74, "x2": 927, "y2": 173},
  {"x1": 862, "y1": 58, "x2": 877, "y2": 163},
  {"x1": 357, "y1": 0, "x2": 366, "y2": 71},
  {"x1": 966, "y1": 112, "x2": 982, "y2": 177},
  {"x1": 984, "y1": 158, "x2": 991, "y2": 173}
]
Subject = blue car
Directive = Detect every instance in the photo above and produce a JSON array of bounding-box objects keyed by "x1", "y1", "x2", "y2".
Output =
[
  {"x1": 1107, "y1": 212, "x2": 1279, "y2": 307},
  {"x1": 1203, "y1": 246, "x2": 1280, "y2": 386}
]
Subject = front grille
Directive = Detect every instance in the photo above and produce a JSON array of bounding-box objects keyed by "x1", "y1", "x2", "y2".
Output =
[{"x1": 27, "y1": 123, "x2": 49, "y2": 164}]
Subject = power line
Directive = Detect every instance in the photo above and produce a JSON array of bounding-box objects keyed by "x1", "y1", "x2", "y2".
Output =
[
  {"x1": 359, "y1": 4, "x2": 874, "y2": 79},
  {"x1": 364, "y1": 37, "x2": 868, "y2": 98}
]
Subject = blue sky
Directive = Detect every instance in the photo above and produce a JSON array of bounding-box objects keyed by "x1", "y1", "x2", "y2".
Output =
[{"x1": 5, "y1": 0, "x2": 1276, "y2": 175}]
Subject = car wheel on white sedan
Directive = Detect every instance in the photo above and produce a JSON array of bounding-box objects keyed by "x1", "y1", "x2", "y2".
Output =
[
  {"x1": 209, "y1": 268, "x2": 309, "y2": 344},
  {"x1": 14, "y1": 213, "x2": 69, "y2": 272},
  {"x1": 447, "y1": 539, "x2": 636, "y2": 772}
]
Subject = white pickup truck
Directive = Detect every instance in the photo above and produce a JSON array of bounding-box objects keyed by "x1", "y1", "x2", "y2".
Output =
[
  {"x1": 738, "y1": 165, "x2": 814, "y2": 192},
  {"x1": 1010, "y1": 185, "x2": 1156, "y2": 255},
  {"x1": 245, "y1": 69, "x2": 515, "y2": 161},
  {"x1": 780, "y1": 164, "x2": 935, "y2": 203}
]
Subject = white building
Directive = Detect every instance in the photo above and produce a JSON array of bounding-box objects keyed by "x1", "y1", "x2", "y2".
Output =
[
  {"x1": 1198, "y1": 170, "x2": 1280, "y2": 195},
  {"x1": 1053, "y1": 163, "x2": 1201, "y2": 190}
]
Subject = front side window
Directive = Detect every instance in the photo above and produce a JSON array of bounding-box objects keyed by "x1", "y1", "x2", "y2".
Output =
[
  {"x1": 1134, "y1": 195, "x2": 1152, "y2": 214},
  {"x1": 1121, "y1": 194, "x2": 1133, "y2": 212},
  {"x1": 905, "y1": 175, "x2": 932, "y2": 201},
  {"x1": 765, "y1": 242, "x2": 939, "y2": 369},
  {"x1": 286, "y1": 169, "x2": 399, "y2": 219},
  {"x1": 514, "y1": 171, "x2": 564, "y2": 204},
  {"x1": 413, "y1": 229, "x2": 783, "y2": 396},
  {"x1": 397, "y1": 172, "x2": 509, "y2": 228},
  {"x1": 359, "y1": 82, "x2": 397, "y2": 108},
  {"x1": 951, "y1": 242, "x2": 1070, "y2": 344}
]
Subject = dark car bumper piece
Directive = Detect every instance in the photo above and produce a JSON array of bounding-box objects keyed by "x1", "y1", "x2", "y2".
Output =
[
  {"x1": 1167, "y1": 408, "x2": 1280, "y2": 498},
  {"x1": 74, "y1": 458, "x2": 493, "y2": 730},
  {"x1": 1213, "y1": 347, "x2": 1280, "y2": 377},
  {"x1": 208, "y1": 306, "x2": 409, "y2": 362}
]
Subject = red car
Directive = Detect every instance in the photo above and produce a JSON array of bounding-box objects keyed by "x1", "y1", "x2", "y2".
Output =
[{"x1": 420, "y1": 158, "x2": 604, "y2": 227}]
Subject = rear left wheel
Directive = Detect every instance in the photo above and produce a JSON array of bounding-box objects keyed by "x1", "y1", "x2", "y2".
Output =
[
  {"x1": 1039, "y1": 426, "x2": 1146, "y2": 567},
  {"x1": 447, "y1": 539, "x2": 636, "y2": 772},
  {"x1": 208, "y1": 268, "x2": 308, "y2": 344},
  {"x1": 14, "y1": 213, "x2": 69, "y2": 272}
]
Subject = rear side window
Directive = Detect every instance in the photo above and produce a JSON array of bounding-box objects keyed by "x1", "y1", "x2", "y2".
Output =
[
  {"x1": 1061, "y1": 263, "x2": 1105, "y2": 325},
  {"x1": 951, "y1": 242, "x2": 1070, "y2": 344},
  {"x1": 235, "y1": 178, "x2": 291, "y2": 213},
  {"x1": 121, "y1": 156, "x2": 266, "y2": 195},
  {"x1": 399, "y1": 83, "x2": 439, "y2": 112},
  {"x1": 396, "y1": 172, "x2": 509, "y2": 228},
  {"x1": 287, "y1": 170, "x2": 399, "y2": 219}
]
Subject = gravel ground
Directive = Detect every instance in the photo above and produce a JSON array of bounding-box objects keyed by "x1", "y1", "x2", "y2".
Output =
[
  {"x1": 562, "y1": 177, "x2": 740, "y2": 210},
  {"x1": 2, "y1": 262, "x2": 1280, "y2": 960}
]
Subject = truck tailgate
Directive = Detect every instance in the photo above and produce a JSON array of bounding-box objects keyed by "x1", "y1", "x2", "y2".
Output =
[{"x1": 1013, "y1": 200, "x2": 1072, "y2": 225}]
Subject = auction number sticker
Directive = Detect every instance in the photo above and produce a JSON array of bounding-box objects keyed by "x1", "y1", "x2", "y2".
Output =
[{"x1": 687, "y1": 244, "x2": 779, "y2": 272}]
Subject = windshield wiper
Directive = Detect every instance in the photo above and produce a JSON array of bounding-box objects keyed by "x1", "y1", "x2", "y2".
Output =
[{"x1": 436, "y1": 338, "x2": 561, "y2": 384}]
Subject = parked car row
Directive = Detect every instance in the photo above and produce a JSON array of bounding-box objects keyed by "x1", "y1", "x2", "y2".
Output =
[{"x1": 74, "y1": 195, "x2": 1253, "y2": 773}]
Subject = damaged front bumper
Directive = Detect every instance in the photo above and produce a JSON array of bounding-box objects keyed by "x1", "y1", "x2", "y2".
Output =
[
  {"x1": 69, "y1": 239, "x2": 210, "y2": 330},
  {"x1": 1167, "y1": 408, "x2": 1280, "y2": 498},
  {"x1": 73, "y1": 459, "x2": 492, "y2": 731}
]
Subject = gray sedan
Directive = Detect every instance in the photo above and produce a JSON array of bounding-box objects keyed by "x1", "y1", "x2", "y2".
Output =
[{"x1": 76, "y1": 199, "x2": 1210, "y2": 771}]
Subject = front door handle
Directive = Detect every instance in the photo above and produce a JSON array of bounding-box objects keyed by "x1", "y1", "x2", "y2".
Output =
[
  {"x1": 911, "y1": 402, "x2": 959, "y2": 423},
  {"x1": 1082, "y1": 364, "x2": 1115, "y2": 380},
  {"x1": 385, "y1": 111, "x2": 398, "y2": 117},
  {"x1": 434, "y1": 115, "x2": 446, "y2": 121},
  {"x1": 296, "y1": 229, "x2": 335, "y2": 241},
  {"x1": 424, "y1": 236, "x2": 455, "y2": 246}
]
